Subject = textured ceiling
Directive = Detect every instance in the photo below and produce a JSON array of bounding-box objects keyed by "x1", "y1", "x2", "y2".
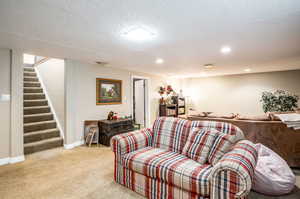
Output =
[{"x1": 0, "y1": 0, "x2": 300, "y2": 77}]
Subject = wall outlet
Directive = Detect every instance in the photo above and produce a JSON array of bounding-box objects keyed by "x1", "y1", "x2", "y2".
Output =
[{"x1": 0, "y1": 94, "x2": 11, "y2": 102}]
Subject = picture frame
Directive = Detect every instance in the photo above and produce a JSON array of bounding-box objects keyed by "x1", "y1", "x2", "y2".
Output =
[{"x1": 96, "y1": 78, "x2": 122, "y2": 105}]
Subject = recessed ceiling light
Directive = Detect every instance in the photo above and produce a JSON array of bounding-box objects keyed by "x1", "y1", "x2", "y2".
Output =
[
  {"x1": 155, "y1": 58, "x2": 164, "y2": 64},
  {"x1": 220, "y1": 46, "x2": 232, "y2": 54},
  {"x1": 122, "y1": 26, "x2": 156, "y2": 41},
  {"x1": 244, "y1": 68, "x2": 251, "y2": 72},
  {"x1": 96, "y1": 61, "x2": 109, "y2": 67}
]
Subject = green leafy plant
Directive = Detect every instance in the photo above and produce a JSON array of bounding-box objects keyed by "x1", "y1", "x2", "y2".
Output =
[{"x1": 261, "y1": 90, "x2": 299, "y2": 113}]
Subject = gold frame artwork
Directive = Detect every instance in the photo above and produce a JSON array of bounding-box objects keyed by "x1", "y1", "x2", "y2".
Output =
[{"x1": 96, "y1": 78, "x2": 122, "y2": 105}]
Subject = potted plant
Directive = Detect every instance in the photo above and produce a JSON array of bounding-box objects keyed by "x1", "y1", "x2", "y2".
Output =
[
  {"x1": 260, "y1": 90, "x2": 299, "y2": 113},
  {"x1": 158, "y1": 86, "x2": 166, "y2": 105}
]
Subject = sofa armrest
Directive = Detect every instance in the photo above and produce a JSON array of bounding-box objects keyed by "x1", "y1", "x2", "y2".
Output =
[
  {"x1": 111, "y1": 128, "x2": 153, "y2": 155},
  {"x1": 209, "y1": 140, "x2": 258, "y2": 199}
]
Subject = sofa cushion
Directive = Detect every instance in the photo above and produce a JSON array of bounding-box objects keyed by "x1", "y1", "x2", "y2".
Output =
[
  {"x1": 152, "y1": 117, "x2": 192, "y2": 153},
  {"x1": 235, "y1": 114, "x2": 271, "y2": 121},
  {"x1": 122, "y1": 147, "x2": 212, "y2": 195},
  {"x1": 268, "y1": 111, "x2": 296, "y2": 121},
  {"x1": 207, "y1": 113, "x2": 236, "y2": 119},
  {"x1": 208, "y1": 132, "x2": 242, "y2": 165},
  {"x1": 182, "y1": 128, "x2": 218, "y2": 164},
  {"x1": 188, "y1": 109, "x2": 207, "y2": 117}
]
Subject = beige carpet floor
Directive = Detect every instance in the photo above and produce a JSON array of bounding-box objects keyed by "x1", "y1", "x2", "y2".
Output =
[{"x1": 0, "y1": 146, "x2": 299, "y2": 199}]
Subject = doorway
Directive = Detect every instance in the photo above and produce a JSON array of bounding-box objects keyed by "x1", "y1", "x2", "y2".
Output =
[{"x1": 132, "y1": 76, "x2": 150, "y2": 128}]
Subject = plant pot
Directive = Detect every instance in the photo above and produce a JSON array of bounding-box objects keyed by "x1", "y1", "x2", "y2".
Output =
[{"x1": 159, "y1": 97, "x2": 165, "y2": 105}]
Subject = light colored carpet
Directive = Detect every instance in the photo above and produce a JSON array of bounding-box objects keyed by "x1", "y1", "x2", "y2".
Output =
[{"x1": 0, "y1": 146, "x2": 299, "y2": 199}]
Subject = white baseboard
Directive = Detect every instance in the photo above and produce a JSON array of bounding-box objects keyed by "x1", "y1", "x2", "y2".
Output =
[
  {"x1": 64, "y1": 140, "x2": 84, "y2": 150},
  {"x1": 0, "y1": 157, "x2": 10, "y2": 166},
  {"x1": 0, "y1": 155, "x2": 25, "y2": 166},
  {"x1": 9, "y1": 155, "x2": 25, "y2": 164}
]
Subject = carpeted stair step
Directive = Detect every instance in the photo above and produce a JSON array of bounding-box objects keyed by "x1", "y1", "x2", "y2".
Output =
[
  {"x1": 24, "y1": 72, "x2": 37, "y2": 77},
  {"x1": 24, "y1": 106, "x2": 51, "y2": 115},
  {"x1": 24, "y1": 87, "x2": 43, "y2": 93},
  {"x1": 24, "y1": 120, "x2": 56, "y2": 133},
  {"x1": 24, "y1": 128, "x2": 60, "y2": 144},
  {"x1": 24, "y1": 99, "x2": 48, "y2": 107},
  {"x1": 24, "y1": 93, "x2": 45, "y2": 100},
  {"x1": 24, "y1": 113, "x2": 54, "y2": 123},
  {"x1": 24, "y1": 82, "x2": 41, "y2": 87},
  {"x1": 24, "y1": 67, "x2": 35, "y2": 72},
  {"x1": 24, "y1": 137, "x2": 63, "y2": 155},
  {"x1": 22, "y1": 65, "x2": 63, "y2": 155},
  {"x1": 24, "y1": 77, "x2": 39, "y2": 82}
]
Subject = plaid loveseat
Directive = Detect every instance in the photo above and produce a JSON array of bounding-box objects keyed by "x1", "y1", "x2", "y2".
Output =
[{"x1": 111, "y1": 117, "x2": 257, "y2": 199}]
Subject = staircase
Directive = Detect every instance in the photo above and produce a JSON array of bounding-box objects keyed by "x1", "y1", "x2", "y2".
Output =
[{"x1": 23, "y1": 66, "x2": 63, "y2": 154}]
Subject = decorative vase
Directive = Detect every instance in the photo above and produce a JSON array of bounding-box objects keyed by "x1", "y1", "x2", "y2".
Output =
[{"x1": 159, "y1": 97, "x2": 165, "y2": 105}]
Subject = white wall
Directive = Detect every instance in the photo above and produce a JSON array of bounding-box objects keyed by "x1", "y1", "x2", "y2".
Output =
[
  {"x1": 64, "y1": 59, "x2": 170, "y2": 145},
  {"x1": 63, "y1": 59, "x2": 300, "y2": 146},
  {"x1": 0, "y1": 48, "x2": 23, "y2": 163},
  {"x1": 10, "y1": 49, "x2": 24, "y2": 158},
  {"x1": 0, "y1": 49, "x2": 11, "y2": 159},
  {"x1": 36, "y1": 58, "x2": 65, "y2": 132},
  {"x1": 181, "y1": 70, "x2": 300, "y2": 115}
]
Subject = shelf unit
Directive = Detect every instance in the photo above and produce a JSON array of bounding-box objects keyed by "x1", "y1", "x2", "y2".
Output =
[
  {"x1": 177, "y1": 97, "x2": 186, "y2": 115},
  {"x1": 159, "y1": 97, "x2": 185, "y2": 117}
]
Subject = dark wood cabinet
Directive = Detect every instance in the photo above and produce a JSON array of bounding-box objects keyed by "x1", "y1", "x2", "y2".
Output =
[{"x1": 98, "y1": 119, "x2": 134, "y2": 146}]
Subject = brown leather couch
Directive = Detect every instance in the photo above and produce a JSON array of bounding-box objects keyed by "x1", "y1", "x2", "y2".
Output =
[{"x1": 186, "y1": 115, "x2": 300, "y2": 167}]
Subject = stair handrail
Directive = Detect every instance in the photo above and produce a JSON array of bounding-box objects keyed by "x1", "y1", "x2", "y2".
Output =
[{"x1": 33, "y1": 57, "x2": 51, "y2": 67}]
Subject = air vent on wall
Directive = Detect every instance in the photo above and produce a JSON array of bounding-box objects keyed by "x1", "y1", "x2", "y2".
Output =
[
  {"x1": 203, "y1": 64, "x2": 215, "y2": 69},
  {"x1": 96, "y1": 61, "x2": 109, "y2": 66}
]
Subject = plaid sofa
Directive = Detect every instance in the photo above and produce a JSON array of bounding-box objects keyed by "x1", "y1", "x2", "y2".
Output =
[{"x1": 111, "y1": 117, "x2": 257, "y2": 199}]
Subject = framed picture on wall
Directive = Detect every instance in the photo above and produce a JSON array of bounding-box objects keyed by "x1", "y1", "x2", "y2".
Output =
[{"x1": 96, "y1": 78, "x2": 122, "y2": 105}]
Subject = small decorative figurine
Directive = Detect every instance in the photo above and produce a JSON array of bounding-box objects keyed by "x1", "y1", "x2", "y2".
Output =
[{"x1": 107, "y1": 111, "x2": 115, "y2": 120}]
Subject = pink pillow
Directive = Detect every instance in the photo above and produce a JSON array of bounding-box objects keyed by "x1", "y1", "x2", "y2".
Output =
[{"x1": 182, "y1": 128, "x2": 218, "y2": 164}]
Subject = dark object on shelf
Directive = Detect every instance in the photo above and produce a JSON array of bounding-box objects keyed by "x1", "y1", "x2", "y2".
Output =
[
  {"x1": 99, "y1": 118, "x2": 134, "y2": 146},
  {"x1": 107, "y1": 111, "x2": 116, "y2": 120},
  {"x1": 159, "y1": 97, "x2": 185, "y2": 117}
]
